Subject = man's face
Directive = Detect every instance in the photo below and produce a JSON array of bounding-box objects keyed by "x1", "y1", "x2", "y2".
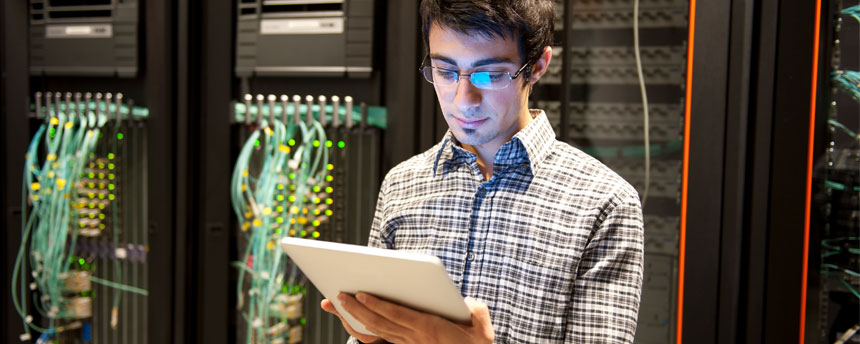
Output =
[{"x1": 427, "y1": 23, "x2": 533, "y2": 149}]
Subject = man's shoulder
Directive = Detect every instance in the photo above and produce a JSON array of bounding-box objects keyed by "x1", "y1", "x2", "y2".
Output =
[
  {"x1": 381, "y1": 141, "x2": 444, "y2": 187},
  {"x1": 542, "y1": 141, "x2": 640, "y2": 202}
]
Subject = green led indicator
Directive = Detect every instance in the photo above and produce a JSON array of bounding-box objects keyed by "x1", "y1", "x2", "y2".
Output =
[
  {"x1": 325, "y1": 210, "x2": 333, "y2": 216},
  {"x1": 338, "y1": 141, "x2": 346, "y2": 148},
  {"x1": 326, "y1": 164, "x2": 334, "y2": 171},
  {"x1": 88, "y1": 172, "x2": 95, "y2": 178},
  {"x1": 98, "y1": 194, "x2": 105, "y2": 200},
  {"x1": 276, "y1": 217, "x2": 284, "y2": 224},
  {"x1": 108, "y1": 194, "x2": 115, "y2": 201},
  {"x1": 283, "y1": 285, "x2": 288, "y2": 294},
  {"x1": 288, "y1": 139, "x2": 296, "y2": 146},
  {"x1": 117, "y1": 133, "x2": 124, "y2": 140},
  {"x1": 325, "y1": 140, "x2": 333, "y2": 148},
  {"x1": 300, "y1": 318, "x2": 306, "y2": 325},
  {"x1": 108, "y1": 184, "x2": 115, "y2": 191},
  {"x1": 325, "y1": 187, "x2": 333, "y2": 193},
  {"x1": 108, "y1": 163, "x2": 114, "y2": 170},
  {"x1": 313, "y1": 186, "x2": 321, "y2": 193},
  {"x1": 254, "y1": 140, "x2": 260, "y2": 147},
  {"x1": 98, "y1": 214, "x2": 105, "y2": 220},
  {"x1": 108, "y1": 153, "x2": 115, "y2": 160},
  {"x1": 325, "y1": 198, "x2": 333, "y2": 205},
  {"x1": 98, "y1": 163, "x2": 105, "y2": 169},
  {"x1": 277, "y1": 195, "x2": 284, "y2": 201},
  {"x1": 98, "y1": 173, "x2": 105, "y2": 179},
  {"x1": 326, "y1": 175, "x2": 333, "y2": 182},
  {"x1": 88, "y1": 213, "x2": 95, "y2": 219},
  {"x1": 79, "y1": 258, "x2": 85, "y2": 265},
  {"x1": 300, "y1": 230, "x2": 307, "y2": 237},
  {"x1": 49, "y1": 128, "x2": 56, "y2": 138},
  {"x1": 288, "y1": 173, "x2": 295, "y2": 180},
  {"x1": 313, "y1": 140, "x2": 320, "y2": 147},
  {"x1": 288, "y1": 195, "x2": 296, "y2": 202}
]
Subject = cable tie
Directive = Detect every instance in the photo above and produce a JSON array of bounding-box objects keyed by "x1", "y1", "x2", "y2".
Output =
[
  {"x1": 19, "y1": 333, "x2": 31, "y2": 341},
  {"x1": 25, "y1": 315, "x2": 33, "y2": 324}
]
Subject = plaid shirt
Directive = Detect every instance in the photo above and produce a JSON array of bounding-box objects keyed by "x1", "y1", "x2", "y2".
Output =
[{"x1": 349, "y1": 110, "x2": 643, "y2": 343}]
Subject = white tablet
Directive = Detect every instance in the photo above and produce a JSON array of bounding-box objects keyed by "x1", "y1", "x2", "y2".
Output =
[{"x1": 280, "y1": 237, "x2": 472, "y2": 336}]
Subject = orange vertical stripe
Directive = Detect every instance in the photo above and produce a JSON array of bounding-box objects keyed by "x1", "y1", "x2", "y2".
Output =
[
  {"x1": 800, "y1": 0, "x2": 822, "y2": 342},
  {"x1": 677, "y1": 0, "x2": 696, "y2": 343}
]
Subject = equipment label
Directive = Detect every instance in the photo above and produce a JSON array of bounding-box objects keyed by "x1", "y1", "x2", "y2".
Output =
[
  {"x1": 46, "y1": 24, "x2": 113, "y2": 38},
  {"x1": 260, "y1": 18, "x2": 344, "y2": 35}
]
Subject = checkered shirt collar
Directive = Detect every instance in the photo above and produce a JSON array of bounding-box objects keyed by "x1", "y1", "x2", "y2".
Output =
[{"x1": 432, "y1": 110, "x2": 556, "y2": 177}]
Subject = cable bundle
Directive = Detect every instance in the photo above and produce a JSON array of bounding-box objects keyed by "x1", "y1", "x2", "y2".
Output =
[
  {"x1": 11, "y1": 92, "x2": 148, "y2": 343},
  {"x1": 232, "y1": 94, "x2": 354, "y2": 344}
]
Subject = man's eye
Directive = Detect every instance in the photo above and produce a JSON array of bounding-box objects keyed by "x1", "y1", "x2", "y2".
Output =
[
  {"x1": 434, "y1": 70, "x2": 458, "y2": 81},
  {"x1": 488, "y1": 72, "x2": 509, "y2": 82}
]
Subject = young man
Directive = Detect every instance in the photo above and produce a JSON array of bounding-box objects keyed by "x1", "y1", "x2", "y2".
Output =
[{"x1": 322, "y1": 0, "x2": 644, "y2": 342}]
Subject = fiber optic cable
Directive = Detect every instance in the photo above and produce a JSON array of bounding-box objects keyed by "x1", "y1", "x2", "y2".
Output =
[
  {"x1": 232, "y1": 95, "x2": 337, "y2": 343},
  {"x1": 634, "y1": 0, "x2": 651, "y2": 207},
  {"x1": 13, "y1": 94, "x2": 150, "y2": 340}
]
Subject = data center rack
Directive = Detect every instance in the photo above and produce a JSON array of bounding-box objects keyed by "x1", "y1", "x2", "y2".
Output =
[
  {"x1": 533, "y1": 1, "x2": 689, "y2": 342},
  {"x1": 809, "y1": 1, "x2": 860, "y2": 342},
  {"x1": 229, "y1": 96, "x2": 384, "y2": 344}
]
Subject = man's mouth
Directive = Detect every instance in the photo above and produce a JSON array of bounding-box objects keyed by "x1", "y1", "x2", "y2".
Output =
[{"x1": 454, "y1": 117, "x2": 488, "y2": 129}]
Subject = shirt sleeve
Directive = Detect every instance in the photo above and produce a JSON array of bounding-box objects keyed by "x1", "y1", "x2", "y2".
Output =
[
  {"x1": 366, "y1": 176, "x2": 391, "y2": 250},
  {"x1": 565, "y1": 189, "x2": 645, "y2": 343}
]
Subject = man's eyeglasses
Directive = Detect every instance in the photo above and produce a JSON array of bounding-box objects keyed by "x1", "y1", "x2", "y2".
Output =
[{"x1": 418, "y1": 56, "x2": 531, "y2": 90}]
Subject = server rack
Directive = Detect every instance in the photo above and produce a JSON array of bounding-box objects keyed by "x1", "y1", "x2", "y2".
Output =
[
  {"x1": 804, "y1": 0, "x2": 860, "y2": 342},
  {"x1": 2, "y1": 0, "x2": 185, "y2": 343}
]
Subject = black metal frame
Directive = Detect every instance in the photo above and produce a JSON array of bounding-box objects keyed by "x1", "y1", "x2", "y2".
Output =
[
  {"x1": 682, "y1": 0, "x2": 733, "y2": 341},
  {"x1": 2, "y1": 1, "x2": 31, "y2": 343},
  {"x1": 743, "y1": 0, "x2": 828, "y2": 343}
]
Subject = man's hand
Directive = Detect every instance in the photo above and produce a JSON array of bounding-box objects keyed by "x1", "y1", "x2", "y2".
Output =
[{"x1": 320, "y1": 293, "x2": 494, "y2": 344}]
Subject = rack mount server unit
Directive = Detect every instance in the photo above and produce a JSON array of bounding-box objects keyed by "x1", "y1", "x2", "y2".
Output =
[
  {"x1": 29, "y1": 0, "x2": 139, "y2": 77},
  {"x1": 236, "y1": 0, "x2": 374, "y2": 78}
]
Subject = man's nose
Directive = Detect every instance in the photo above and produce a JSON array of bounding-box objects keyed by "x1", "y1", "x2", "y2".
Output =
[{"x1": 452, "y1": 75, "x2": 482, "y2": 112}]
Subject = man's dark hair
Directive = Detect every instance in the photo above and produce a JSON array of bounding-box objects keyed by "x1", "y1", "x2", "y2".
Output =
[{"x1": 419, "y1": 0, "x2": 555, "y2": 80}]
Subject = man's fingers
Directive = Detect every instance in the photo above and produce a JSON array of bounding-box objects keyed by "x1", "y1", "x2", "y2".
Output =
[
  {"x1": 355, "y1": 292, "x2": 430, "y2": 330},
  {"x1": 464, "y1": 296, "x2": 490, "y2": 320},
  {"x1": 321, "y1": 299, "x2": 339, "y2": 315},
  {"x1": 321, "y1": 298, "x2": 381, "y2": 343},
  {"x1": 339, "y1": 293, "x2": 412, "y2": 339}
]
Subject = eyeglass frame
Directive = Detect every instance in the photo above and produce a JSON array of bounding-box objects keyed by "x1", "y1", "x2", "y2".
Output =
[{"x1": 418, "y1": 54, "x2": 533, "y2": 90}]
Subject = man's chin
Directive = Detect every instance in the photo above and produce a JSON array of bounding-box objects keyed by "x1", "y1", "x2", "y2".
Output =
[{"x1": 453, "y1": 130, "x2": 491, "y2": 147}]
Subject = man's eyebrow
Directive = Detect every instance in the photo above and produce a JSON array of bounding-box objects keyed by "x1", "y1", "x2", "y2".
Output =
[{"x1": 429, "y1": 54, "x2": 517, "y2": 68}]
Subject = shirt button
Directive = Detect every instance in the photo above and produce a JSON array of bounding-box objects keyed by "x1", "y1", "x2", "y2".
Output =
[{"x1": 467, "y1": 252, "x2": 475, "y2": 261}]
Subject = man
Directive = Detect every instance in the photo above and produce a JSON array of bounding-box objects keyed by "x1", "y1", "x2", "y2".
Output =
[{"x1": 322, "y1": 0, "x2": 644, "y2": 342}]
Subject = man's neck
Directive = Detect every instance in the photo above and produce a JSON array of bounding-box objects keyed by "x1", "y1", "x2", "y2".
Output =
[{"x1": 462, "y1": 109, "x2": 535, "y2": 181}]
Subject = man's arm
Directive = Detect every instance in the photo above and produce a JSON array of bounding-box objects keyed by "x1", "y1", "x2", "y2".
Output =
[{"x1": 566, "y1": 190, "x2": 645, "y2": 343}]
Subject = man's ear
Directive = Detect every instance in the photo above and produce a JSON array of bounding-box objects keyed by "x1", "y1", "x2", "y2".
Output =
[{"x1": 528, "y1": 46, "x2": 553, "y2": 85}]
